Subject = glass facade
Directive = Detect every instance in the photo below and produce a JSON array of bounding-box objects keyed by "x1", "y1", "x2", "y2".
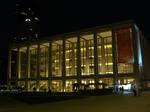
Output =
[
  {"x1": 97, "y1": 31, "x2": 113, "y2": 74},
  {"x1": 118, "y1": 78, "x2": 134, "y2": 85},
  {"x1": 51, "y1": 80, "x2": 63, "y2": 92},
  {"x1": 52, "y1": 41, "x2": 63, "y2": 77},
  {"x1": 80, "y1": 34, "x2": 94, "y2": 75},
  {"x1": 39, "y1": 80, "x2": 48, "y2": 91},
  {"x1": 65, "y1": 79, "x2": 77, "y2": 92},
  {"x1": 39, "y1": 43, "x2": 49, "y2": 78},
  {"x1": 65, "y1": 37, "x2": 77, "y2": 76},
  {"x1": 81, "y1": 79, "x2": 95, "y2": 89},
  {"x1": 28, "y1": 81, "x2": 37, "y2": 91},
  {"x1": 8, "y1": 22, "x2": 142, "y2": 92},
  {"x1": 29, "y1": 45, "x2": 38, "y2": 78},
  {"x1": 18, "y1": 81, "x2": 26, "y2": 89},
  {"x1": 99, "y1": 78, "x2": 114, "y2": 89}
]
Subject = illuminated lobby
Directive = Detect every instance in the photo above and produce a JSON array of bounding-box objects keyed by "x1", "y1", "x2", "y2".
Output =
[{"x1": 8, "y1": 21, "x2": 143, "y2": 92}]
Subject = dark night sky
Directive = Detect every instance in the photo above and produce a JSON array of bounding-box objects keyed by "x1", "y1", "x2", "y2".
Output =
[
  {"x1": 0, "y1": 0, "x2": 150, "y2": 83},
  {"x1": 0, "y1": 1, "x2": 150, "y2": 40}
]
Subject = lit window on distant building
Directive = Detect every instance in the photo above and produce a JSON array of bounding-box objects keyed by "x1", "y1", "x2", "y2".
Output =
[{"x1": 25, "y1": 18, "x2": 31, "y2": 22}]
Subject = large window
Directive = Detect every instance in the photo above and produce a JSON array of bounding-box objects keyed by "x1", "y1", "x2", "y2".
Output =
[
  {"x1": 65, "y1": 37, "x2": 77, "y2": 76},
  {"x1": 52, "y1": 41, "x2": 63, "y2": 77},
  {"x1": 80, "y1": 34, "x2": 94, "y2": 76},
  {"x1": 28, "y1": 81, "x2": 37, "y2": 91},
  {"x1": 19, "y1": 47, "x2": 28, "y2": 78},
  {"x1": 51, "y1": 80, "x2": 63, "y2": 92},
  {"x1": 39, "y1": 80, "x2": 48, "y2": 92},
  {"x1": 99, "y1": 78, "x2": 113, "y2": 89},
  {"x1": 65, "y1": 79, "x2": 77, "y2": 92},
  {"x1": 39, "y1": 43, "x2": 49, "y2": 78},
  {"x1": 81, "y1": 79, "x2": 95, "y2": 90},
  {"x1": 18, "y1": 81, "x2": 26, "y2": 90},
  {"x1": 97, "y1": 31, "x2": 113, "y2": 74},
  {"x1": 116, "y1": 28, "x2": 133, "y2": 74},
  {"x1": 29, "y1": 45, "x2": 38, "y2": 78},
  {"x1": 118, "y1": 78, "x2": 134, "y2": 85}
]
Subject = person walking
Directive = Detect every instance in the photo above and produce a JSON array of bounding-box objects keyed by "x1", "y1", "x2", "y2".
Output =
[{"x1": 133, "y1": 86, "x2": 137, "y2": 96}]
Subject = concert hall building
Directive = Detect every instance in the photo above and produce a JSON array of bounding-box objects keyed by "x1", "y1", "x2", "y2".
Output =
[{"x1": 8, "y1": 20, "x2": 148, "y2": 92}]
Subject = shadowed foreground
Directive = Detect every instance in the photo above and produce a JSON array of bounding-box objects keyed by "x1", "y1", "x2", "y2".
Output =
[{"x1": 0, "y1": 92, "x2": 150, "y2": 112}]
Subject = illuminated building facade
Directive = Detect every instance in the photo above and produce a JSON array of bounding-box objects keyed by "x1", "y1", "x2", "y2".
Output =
[{"x1": 8, "y1": 21, "x2": 144, "y2": 92}]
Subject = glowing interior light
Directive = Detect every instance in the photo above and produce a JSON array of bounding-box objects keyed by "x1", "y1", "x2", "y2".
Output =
[
  {"x1": 66, "y1": 59, "x2": 70, "y2": 61},
  {"x1": 89, "y1": 47, "x2": 94, "y2": 49},
  {"x1": 119, "y1": 84, "x2": 132, "y2": 90},
  {"x1": 81, "y1": 48, "x2": 86, "y2": 51},
  {"x1": 118, "y1": 80, "x2": 120, "y2": 84},
  {"x1": 89, "y1": 64, "x2": 94, "y2": 66},
  {"x1": 82, "y1": 57, "x2": 86, "y2": 59},
  {"x1": 54, "y1": 60, "x2": 59, "y2": 62},
  {"x1": 35, "y1": 17, "x2": 39, "y2": 21},
  {"x1": 105, "y1": 54, "x2": 112, "y2": 56},
  {"x1": 104, "y1": 45, "x2": 112, "y2": 48},
  {"x1": 99, "y1": 31, "x2": 112, "y2": 37},
  {"x1": 20, "y1": 12, "x2": 27, "y2": 15},
  {"x1": 98, "y1": 64, "x2": 102, "y2": 66},
  {"x1": 90, "y1": 72, "x2": 94, "y2": 74},
  {"x1": 66, "y1": 50, "x2": 71, "y2": 53},
  {"x1": 66, "y1": 66, "x2": 71, "y2": 68},
  {"x1": 82, "y1": 80, "x2": 86, "y2": 84},
  {"x1": 66, "y1": 81, "x2": 69, "y2": 84},
  {"x1": 90, "y1": 85, "x2": 95, "y2": 88},
  {"x1": 89, "y1": 56, "x2": 94, "y2": 58},
  {"x1": 105, "y1": 63, "x2": 113, "y2": 65},
  {"x1": 25, "y1": 18, "x2": 31, "y2": 22},
  {"x1": 106, "y1": 72, "x2": 113, "y2": 74},
  {"x1": 99, "y1": 80, "x2": 102, "y2": 83}
]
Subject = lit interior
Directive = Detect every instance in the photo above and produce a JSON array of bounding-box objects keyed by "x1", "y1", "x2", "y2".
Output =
[{"x1": 9, "y1": 27, "x2": 138, "y2": 92}]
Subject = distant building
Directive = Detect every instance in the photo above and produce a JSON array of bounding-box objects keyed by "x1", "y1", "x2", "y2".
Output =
[
  {"x1": 7, "y1": 20, "x2": 150, "y2": 92},
  {"x1": 14, "y1": 4, "x2": 40, "y2": 42}
]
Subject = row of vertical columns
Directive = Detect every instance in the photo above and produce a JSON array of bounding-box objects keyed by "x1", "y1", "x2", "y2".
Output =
[{"x1": 10, "y1": 31, "x2": 119, "y2": 90}]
